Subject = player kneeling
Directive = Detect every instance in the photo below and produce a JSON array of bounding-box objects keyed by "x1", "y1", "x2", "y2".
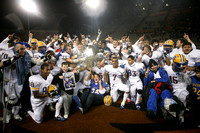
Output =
[{"x1": 28, "y1": 63, "x2": 66, "y2": 124}]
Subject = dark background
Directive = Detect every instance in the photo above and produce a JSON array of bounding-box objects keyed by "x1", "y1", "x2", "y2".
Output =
[{"x1": 0, "y1": 0, "x2": 200, "y2": 42}]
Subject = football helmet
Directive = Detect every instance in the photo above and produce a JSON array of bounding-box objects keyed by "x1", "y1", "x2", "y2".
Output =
[
  {"x1": 164, "y1": 40, "x2": 174, "y2": 53},
  {"x1": 30, "y1": 38, "x2": 38, "y2": 44},
  {"x1": 47, "y1": 84, "x2": 59, "y2": 97},
  {"x1": 37, "y1": 41, "x2": 47, "y2": 54},
  {"x1": 172, "y1": 54, "x2": 188, "y2": 72},
  {"x1": 104, "y1": 95, "x2": 112, "y2": 106}
]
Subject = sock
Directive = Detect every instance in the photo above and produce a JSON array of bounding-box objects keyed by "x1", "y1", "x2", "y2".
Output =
[
  {"x1": 55, "y1": 103, "x2": 62, "y2": 117},
  {"x1": 13, "y1": 106, "x2": 20, "y2": 116},
  {"x1": 135, "y1": 94, "x2": 142, "y2": 104},
  {"x1": 121, "y1": 93, "x2": 129, "y2": 106}
]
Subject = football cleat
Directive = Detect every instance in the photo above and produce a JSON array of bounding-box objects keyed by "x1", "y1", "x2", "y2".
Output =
[
  {"x1": 6, "y1": 111, "x2": 12, "y2": 123},
  {"x1": 78, "y1": 107, "x2": 84, "y2": 114},
  {"x1": 147, "y1": 110, "x2": 156, "y2": 119},
  {"x1": 120, "y1": 103, "x2": 125, "y2": 110},
  {"x1": 54, "y1": 115, "x2": 66, "y2": 121},
  {"x1": 64, "y1": 114, "x2": 69, "y2": 119},
  {"x1": 135, "y1": 104, "x2": 140, "y2": 110},
  {"x1": 14, "y1": 114, "x2": 23, "y2": 121}
]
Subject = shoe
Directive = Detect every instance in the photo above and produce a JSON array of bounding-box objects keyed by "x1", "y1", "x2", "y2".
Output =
[
  {"x1": 77, "y1": 107, "x2": 84, "y2": 114},
  {"x1": 135, "y1": 104, "x2": 140, "y2": 110},
  {"x1": 169, "y1": 104, "x2": 182, "y2": 112},
  {"x1": 179, "y1": 115, "x2": 184, "y2": 124},
  {"x1": 6, "y1": 112, "x2": 12, "y2": 123},
  {"x1": 64, "y1": 114, "x2": 69, "y2": 119},
  {"x1": 14, "y1": 114, "x2": 23, "y2": 121},
  {"x1": 74, "y1": 96, "x2": 83, "y2": 113},
  {"x1": 54, "y1": 115, "x2": 66, "y2": 121},
  {"x1": 147, "y1": 110, "x2": 156, "y2": 119},
  {"x1": 120, "y1": 103, "x2": 125, "y2": 110},
  {"x1": 198, "y1": 124, "x2": 200, "y2": 128},
  {"x1": 49, "y1": 105, "x2": 55, "y2": 111}
]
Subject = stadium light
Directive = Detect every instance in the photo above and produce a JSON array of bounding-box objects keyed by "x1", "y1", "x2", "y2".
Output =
[
  {"x1": 19, "y1": 0, "x2": 38, "y2": 14},
  {"x1": 85, "y1": 0, "x2": 100, "y2": 9},
  {"x1": 19, "y1": 0, "x2": 39, "y2": 32}
]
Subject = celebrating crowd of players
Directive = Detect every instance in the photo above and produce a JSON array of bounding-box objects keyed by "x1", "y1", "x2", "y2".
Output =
[{"x1": 0, "y1": 31, "x2": 200, "y2": 128}]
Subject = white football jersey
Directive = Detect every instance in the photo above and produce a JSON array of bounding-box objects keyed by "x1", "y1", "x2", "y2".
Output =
[
  {"x1": 107, "y1": 43, "x2": 120, "y2": 54},
  {"x1": 29, "y1": 74, "x2": 53, "y2": 97},
  {"x1": 124, "y1": 62, "x2": 145, "y2": 84},
  {"x1": 53, "y1": 41, "x2": 60, "y2": 51},
  {"x1": 104, "y1": 65, "x2": 125, "y2": 86},
  {"x1": 0, "y1": 49, "x2": 17, "y2": 81},
  {"x1": 93, "y1": 66, "x2": 105, "y2": 79},
  {"x1": 141, "y1": 51, "x2": 163, "y2": 67},
  {"x1": 179, "y1": 49, "x2": 200, "y2": 76},
  {"x1": 179, "y1": 49, "x2": 200, "y2": 67},
  {"x1": 163, "y1": 65, "x2": 187, "y2": 91}
]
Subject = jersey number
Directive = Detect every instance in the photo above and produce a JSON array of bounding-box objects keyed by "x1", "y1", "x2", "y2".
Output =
[
  {"x1": 128, "y1": 70, "x2": 136, "y2": 77},
  {"x1": 193, "y1": 87, "x2": 200, "y2": 96},
  {"x1": 169, "y1": 76, "x2": 178, "y2": 84},
  {"x1": 113, "y1": 74, "x2": 117, "y2": 80},
  {"x1": 43, "y1": 87, "x2": 48, "y2": 95},
  {"x1": 91, "y1": 88, "x2": 99, "y2": 94}
]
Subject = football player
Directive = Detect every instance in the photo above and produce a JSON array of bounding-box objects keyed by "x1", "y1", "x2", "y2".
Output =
[
  {"x1": 179, "y1": 41, "x2": 200, "y2": 76},
  {"x1": 124, "y1": 55, "x2": 145, "y2": 110},
  {"x1": 1, "y1": 41, "x2": 31, "y2": 123},
  {"x1": 162, "y1": 54, "x2": 191, "y2": 123},
  {"x1": 28, "y1": 63, "x2": 65, "y2": 123},
  {"x1": 104, "y1": 57, "x2": 129, "y2": 109},
  {"x1": 137, "y1": 45, "x2": 163, "y2": 68}
]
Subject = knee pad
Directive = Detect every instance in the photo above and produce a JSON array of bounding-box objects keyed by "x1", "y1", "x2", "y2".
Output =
[{"x1": 137, "y1": 89, "x2": 143, "y2": 95}]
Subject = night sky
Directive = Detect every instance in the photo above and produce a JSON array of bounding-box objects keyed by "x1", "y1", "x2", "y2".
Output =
[{"x1": 0, "y1": 0, "x2": 199, "y2": 38}]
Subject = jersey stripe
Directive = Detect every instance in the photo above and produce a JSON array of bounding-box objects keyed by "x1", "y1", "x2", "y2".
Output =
[{"x1": 30, "y1": 87, "x2": 39, "y2": 90}]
